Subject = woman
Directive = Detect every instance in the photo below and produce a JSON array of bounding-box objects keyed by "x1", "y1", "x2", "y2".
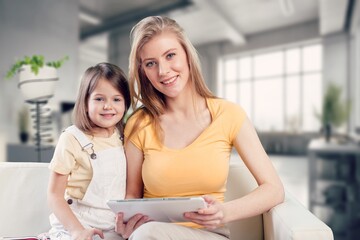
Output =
[{"x1": 116, "y1": 16, "x2": 284, "y2": 239}]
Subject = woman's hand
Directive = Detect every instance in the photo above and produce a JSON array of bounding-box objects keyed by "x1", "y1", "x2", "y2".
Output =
[
  {"x1": 71, "y1": 228, "x2": 104, "y2": 240},
  {"x1": 184, "y1": 195, "x2": 225, "y2": 229},
  {"x1": 115, "y1": 213, "x2": 150, "y2": 239}
]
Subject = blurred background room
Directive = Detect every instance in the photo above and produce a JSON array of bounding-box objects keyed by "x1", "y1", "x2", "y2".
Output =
[{"x1": 0, "y1": 0, "x2": 360, "y2": 239}]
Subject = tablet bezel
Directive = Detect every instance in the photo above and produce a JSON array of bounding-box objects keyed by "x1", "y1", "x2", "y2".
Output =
[{"x1": 107, "y1": 197, "x2": 207, "y2": 222}]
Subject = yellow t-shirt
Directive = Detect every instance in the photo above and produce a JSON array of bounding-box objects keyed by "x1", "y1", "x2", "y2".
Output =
[
  {"x1": 125, "y1": 98, "x2": 246, "y2": 203},
  {"x1": 49, "y1": 127, "x2": 122, "y2": 199}
]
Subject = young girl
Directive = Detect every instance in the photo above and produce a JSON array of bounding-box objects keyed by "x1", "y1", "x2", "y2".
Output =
[{"x1": 47, "y1": 63, "x2": 132, "y2": 240}]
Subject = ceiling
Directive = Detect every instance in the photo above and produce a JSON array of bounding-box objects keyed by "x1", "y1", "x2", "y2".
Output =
[{"x1": 79, "y1": 0, "x2": 353, "y2": 46}]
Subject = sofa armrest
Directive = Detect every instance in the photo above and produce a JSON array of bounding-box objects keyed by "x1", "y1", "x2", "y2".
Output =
[
  {"x1": 263, "y1": 191, "x2": 334, "y2": 240},
  {"x1": 0, "y1": 162, "x2": 51, "y2": 236}
]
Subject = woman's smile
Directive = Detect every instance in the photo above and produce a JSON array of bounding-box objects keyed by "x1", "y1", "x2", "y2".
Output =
[{"x1": 161, "y1": 75, "x2": 178, "y2": 85}]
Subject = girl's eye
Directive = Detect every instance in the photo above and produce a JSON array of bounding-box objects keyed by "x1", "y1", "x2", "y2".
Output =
[
  {"x1": 166, "y1": 53, "x2": 175, "y2": 59},
  {"x1": 114, "y1": 98, "x2": 122, "y2": 102},
  {"x1": 94, "y1": 97, "x2": 104, "y2": 101}
]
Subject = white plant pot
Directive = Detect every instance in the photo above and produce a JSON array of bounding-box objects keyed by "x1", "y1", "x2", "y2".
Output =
[{"x1": 18, "y1": 65, "x2": 58, "y2": 102}]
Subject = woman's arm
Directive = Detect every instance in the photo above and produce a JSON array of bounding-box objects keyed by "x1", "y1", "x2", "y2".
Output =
[
  {"x1": 47, "y1": 171, "x2": 104, "y2": 239},
  {"x1": 222, "y1": 116, "x2": 284, "y2": 222},
  {"x1": 185, "y1": 116, "x2": 284, "y2": 227}
]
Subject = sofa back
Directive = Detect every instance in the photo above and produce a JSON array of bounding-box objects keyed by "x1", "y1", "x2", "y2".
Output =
[
  {"x1": 0, "y1": 162, "x2": 51, "y2": 236},
  {"x1": 0, "y1": 161, "x2": 263, "y2": 239}
]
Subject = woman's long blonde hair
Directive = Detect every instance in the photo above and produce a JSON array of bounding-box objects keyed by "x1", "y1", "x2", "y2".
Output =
[{"x1": 127, "y1": 16, "x2": 215, "y2": 142}]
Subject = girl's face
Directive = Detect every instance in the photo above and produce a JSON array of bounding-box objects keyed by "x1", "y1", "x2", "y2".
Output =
[
  {"x1": 140, "y1": 32, "x2": 190, "y2": 98},
  {"x1": 87, "y1": 78, "x2": 125, "y2": 134}
]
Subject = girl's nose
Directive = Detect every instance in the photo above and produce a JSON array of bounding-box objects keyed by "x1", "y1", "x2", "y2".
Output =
[{"x1": 103, "y1": 103, "x2": 113, "y2": 110}]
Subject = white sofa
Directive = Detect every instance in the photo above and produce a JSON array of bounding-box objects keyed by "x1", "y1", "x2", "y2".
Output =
[{"x1": 0, "y1": 161, "x2": 333, "y2": 239}]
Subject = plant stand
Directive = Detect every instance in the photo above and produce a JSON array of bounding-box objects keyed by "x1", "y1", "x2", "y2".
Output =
[{"x1": 27, "y1": 100, "x2": 53, "y2": 162}]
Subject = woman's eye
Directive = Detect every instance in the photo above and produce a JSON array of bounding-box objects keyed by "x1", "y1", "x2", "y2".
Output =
[
  {"x1": 145, "y1": 61, "x2": 155, "y2": 68},
  {"x1": 167, "y1": 53, "x2": 175, "y2": 59}
]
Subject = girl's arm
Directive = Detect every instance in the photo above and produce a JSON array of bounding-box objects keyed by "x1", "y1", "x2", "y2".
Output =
[
  {"x1": 115, "y1": 141, "x2": 149, "y2": 239},
  {"x1": 185, "y1": 116, "x2": 284, "y2": 227},
  {"x1": 47, "y1": 171, "x2": 104, "y2": 239},
  {"x1": 124, "y1": 141, "x2": 144, "y2": 199}
]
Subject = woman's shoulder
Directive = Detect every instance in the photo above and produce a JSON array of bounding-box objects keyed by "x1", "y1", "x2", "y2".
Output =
[
  {"x1": 207, "y1": 97, "x2": 244, "y2": 113},
  {"x1": 126, "y1": 107, "x2": 150, "y2": 124},
  {"x1": 124, "y1": 107, "x2": 152, "y2": 134}
]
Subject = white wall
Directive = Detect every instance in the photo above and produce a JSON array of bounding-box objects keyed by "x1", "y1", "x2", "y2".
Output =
[
  {"x1": 350, "y1": 0, "x2": 360, "y2": 131},
  {"x1": 109, "y1": 26, "x2": 133, "y2": 73},
  {"x1": 322, "y1": 33, "x2": 349, "y2": 95},
  {"x1": 322, "y1": 33, "x2": 350, "y2": 132},
  {"x1": 0, "y1": 0, "x2": 79, "y2": 144}
]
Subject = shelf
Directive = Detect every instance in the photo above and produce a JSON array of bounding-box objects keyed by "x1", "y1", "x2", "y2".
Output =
[
  {"x1": 308, "y1": 138, "x2": 360, "y2": 154},
  {"x1": 7, "y1": 143, "x2": 54, "y2": 162},
  {"x1": 308, "y1": 138, "x2": 360, "y2": 239}
]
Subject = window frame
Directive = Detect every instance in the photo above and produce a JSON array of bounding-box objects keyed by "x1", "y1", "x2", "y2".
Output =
[{"x1": 218, "y1": 39, "x2": 323, "y2": 133}]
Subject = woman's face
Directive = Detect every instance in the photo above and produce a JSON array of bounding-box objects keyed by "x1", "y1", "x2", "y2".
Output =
[{"x1": 139, "y1": 32, "x2": 190, "y2": 98}]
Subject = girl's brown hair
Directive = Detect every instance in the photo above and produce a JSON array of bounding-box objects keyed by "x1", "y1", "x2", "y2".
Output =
[
  {"x1": 127, "y1": 16, "x2": 215, "y2": 142},
  {"x1": 72, "y1": 62, "x2": 130, "y2": 138}
]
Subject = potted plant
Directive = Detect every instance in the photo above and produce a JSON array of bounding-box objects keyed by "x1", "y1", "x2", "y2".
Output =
[
  {"x1": 18, "y1": 105, "x2": 30, "y2": 143},
  {"x1": 5, "y1": 55, "x2": 68, "y2": 102},
  {"x1": 315, "y1": 82, "x2": 351, "y2": 142}
]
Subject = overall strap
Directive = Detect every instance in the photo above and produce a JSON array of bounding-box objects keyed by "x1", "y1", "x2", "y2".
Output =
[{"x1": 65, "y1": 125, "x2": 93, "y2": 151}]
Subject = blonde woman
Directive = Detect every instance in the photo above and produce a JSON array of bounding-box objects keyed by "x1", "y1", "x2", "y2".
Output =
[{"x1": 116, "y1": 16, "x2": 284, "y2": 239}]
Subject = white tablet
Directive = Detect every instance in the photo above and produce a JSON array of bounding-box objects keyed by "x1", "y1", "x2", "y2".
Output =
[{"x1": 107, "y1": 197, "x2": 207, "y2": 222}]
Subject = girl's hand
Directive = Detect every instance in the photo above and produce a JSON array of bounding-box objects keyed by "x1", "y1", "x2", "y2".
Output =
[
  {"x1": 71, "y1": 228, "x2": 104, "y2": 240},
  {"x1": 115, "y1": 213, "x2": 150, "y2": 239},
  {"x1": 184, "y1": 195, "x2": 225, "y2": 229}
]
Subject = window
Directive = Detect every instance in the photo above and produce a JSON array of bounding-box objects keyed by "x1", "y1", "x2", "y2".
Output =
[{"x1": 220, "y1": 42, "x2": 322, "y2": 132}]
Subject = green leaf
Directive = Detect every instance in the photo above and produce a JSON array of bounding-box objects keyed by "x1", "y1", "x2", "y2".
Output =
[
  {"x1": 5, "y1": 55, "x2": 69, "y2": 80},
  {"x1": 316, "y1": 82, "x2": 351, "y2": 128}
]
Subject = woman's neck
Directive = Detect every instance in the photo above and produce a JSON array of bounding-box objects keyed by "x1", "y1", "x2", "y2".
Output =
[
  {"x1": 165, "y1": 92, "x2": 207, "y2": 120},
  {"x1": 165, "y1": 85, "x2": 205, "y2": 115}
]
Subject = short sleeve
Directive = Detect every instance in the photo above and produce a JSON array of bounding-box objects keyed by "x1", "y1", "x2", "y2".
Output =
[
  {"x1": 124, "y1": 111, "x2": 146, "y2": 150},
  {"x1": 224, "y1": 101, "x2": 246, "y2": 144},
  {"x1": 49, "y1": 131, "x2": 78, "y2": 175}
]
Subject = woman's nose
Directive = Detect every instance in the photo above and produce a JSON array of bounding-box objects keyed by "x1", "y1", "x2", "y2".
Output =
[{"x1": 159, "y1": 60, "x2": 170, "y2": 76}]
